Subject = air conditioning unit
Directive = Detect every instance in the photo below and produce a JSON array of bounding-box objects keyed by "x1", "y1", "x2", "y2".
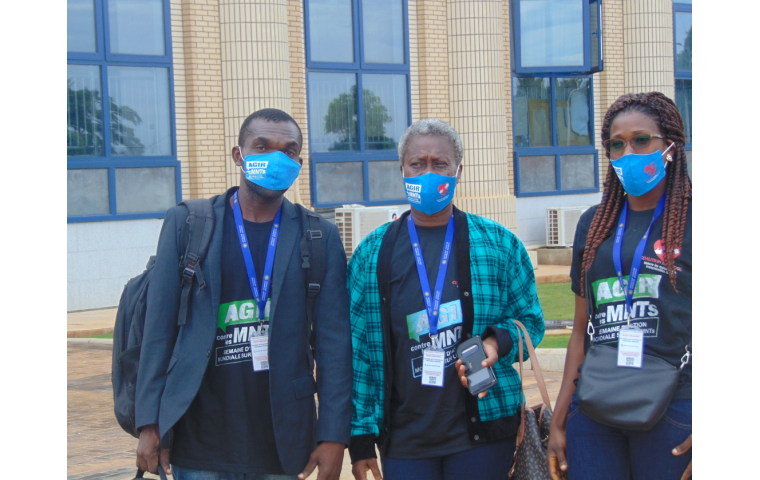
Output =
[
  {"x1": 335, "y1": 205, "x2": 408, "y2": 259},
  {"x1": 546, "y1": 206, "x2": 591, "y2": 247}
]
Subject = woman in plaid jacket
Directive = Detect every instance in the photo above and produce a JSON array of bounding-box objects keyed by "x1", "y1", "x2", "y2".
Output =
[{"x1": 346, "y1": 119, "x2": 545, "y2": 480}]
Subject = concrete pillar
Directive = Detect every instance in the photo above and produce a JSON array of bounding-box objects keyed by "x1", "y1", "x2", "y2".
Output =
[
  {"x1": 446, "y1": 0, "x2": 515, "y2": 229},
  {"x1": 218, "y1": 0, "x2": 295, "y2": 200},
  {"x1": 623, "y1": 0, "x2": 675, "y2": 98}
]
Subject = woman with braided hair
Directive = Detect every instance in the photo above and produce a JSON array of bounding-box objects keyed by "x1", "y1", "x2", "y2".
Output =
[{"x1": 547, "y1": 92, "x2": 692, "y2": 480}]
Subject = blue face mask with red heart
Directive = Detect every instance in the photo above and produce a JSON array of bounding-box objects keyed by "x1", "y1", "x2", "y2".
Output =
[
  {"x1": 403, "y1": 172, "x2": 457, "y2": 215},
  {"x1": 610, "y1": 143, "x2": 674, "y2": 197}
]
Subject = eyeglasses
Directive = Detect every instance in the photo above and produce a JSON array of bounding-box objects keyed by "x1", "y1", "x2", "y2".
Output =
[{"x1": 603, "y1": 134, "x2": 665, "y2": 157}]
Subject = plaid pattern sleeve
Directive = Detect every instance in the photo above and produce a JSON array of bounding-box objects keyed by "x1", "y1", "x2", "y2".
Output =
[
  {"x1": 465, "y1": 213, "x2": 545, "y2": 421},
  {"x1": 348, "y1": 224, "x2": 391, "y2": 438}
]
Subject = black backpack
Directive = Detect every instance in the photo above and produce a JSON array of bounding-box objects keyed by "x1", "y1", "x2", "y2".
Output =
[
  {"x1": 112, "y1": 199, "x2": 328, "y2": 439},
  {"x1": 112, "y1": 198, "x2": 215, "y2": 439}
]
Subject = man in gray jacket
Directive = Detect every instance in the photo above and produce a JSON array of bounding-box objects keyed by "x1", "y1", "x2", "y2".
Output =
[{"x1": 135, "y1": 108, "x2": 352, "y2": 480}]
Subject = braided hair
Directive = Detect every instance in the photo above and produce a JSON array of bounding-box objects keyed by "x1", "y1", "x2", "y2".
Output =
[{"x1": 580, "y1": 92, "x2": 692, "y2": 295}]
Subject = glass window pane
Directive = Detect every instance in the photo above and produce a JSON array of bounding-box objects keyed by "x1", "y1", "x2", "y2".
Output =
[
  {"x1": 108, "y1": 66, "x2": 172, "y2": 156},
  {"x1": 675, "y1": 12, "x2": 692, "y2": 72},
  {"x1": 108, "y1": 0, "x2": 166, "y2": 56},
  {"x1": 512, "y1": 77, "x2": 552, "y2": 148},
  {"x1": 519, "y1": 155, "x2": 556, "y2": 192},
  {"x1": 519, "y1": 0, "x2": 584, "y2": 68},
  {"x1": 676, "y1": 79, "x2": 692, "y2": 145},
  {"x1": 555, "y1": 77, "x2": 591, "y2": 146},
  {"x1": 68, "y1": 169, "x2": 110, "y2": 215},
  {"x1": 307, "y1": 0, "x2": 354, "y2": 63},
  {"x1": 316, "y1": 162, "x2": 364, "y2": 203},
  {"x1": 590, "y1": 0, "x2": 600, "y2": 70},
  {"x1": 115, "y1": 167, "x2": 176, "y2": 213},
  {"x1": 674, "y1": 0, "x2": 691, "y2": 4},
  {"x1": 685, "y1": 150, "x2": 692, "y2": 180},
  {"x1": 559, "y1": 154, "x2": 595, "y2": 190},
  {"x1": 68, "y1": 0, "x2": 97, "y2": 53},
  {"x1": 362, "y1": 74, "x2": 408, "y2": 151},
  {"x1": 369, "y1": 161, "x2": 405, "y2": 201},
  {"x1": 308, "y1": 73, "x2": 359, "y2": 153},
  {"x1": 68, "y1": 65, "x2": 104, "y2": 156},
  {"x1": 362, "y1": 0, "x2": 404, "y2": 64}
]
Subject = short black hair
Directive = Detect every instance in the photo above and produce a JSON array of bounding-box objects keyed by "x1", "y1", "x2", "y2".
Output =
[{"x1": 238, "y1": 108, "x2": 303, "y2": 150}]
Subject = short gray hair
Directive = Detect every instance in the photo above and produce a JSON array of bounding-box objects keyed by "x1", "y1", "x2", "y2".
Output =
[{"x1": 398, "y1": 119, "x2": 464, "y2": 166}]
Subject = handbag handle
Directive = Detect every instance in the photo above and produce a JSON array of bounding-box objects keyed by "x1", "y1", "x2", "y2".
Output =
[{"x1": 514, "y1": 320, "x2": 552, "y2": 413}]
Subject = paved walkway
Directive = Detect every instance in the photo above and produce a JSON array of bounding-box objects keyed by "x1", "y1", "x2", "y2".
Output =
[
  {"x1": 68, "y1": 308, "x2": 118, "y2": 337},
  {"x1": 68, "y1": 342, "x2": 562, "y2": 479}
]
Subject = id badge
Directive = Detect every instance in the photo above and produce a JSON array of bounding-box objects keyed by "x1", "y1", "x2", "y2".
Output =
[
  {"x1": 250, "y1": 334, "x2": 270, "y2": 372},
  {"x1": 617, "y1": 325, "x2": 644, "y2": 369},
  {"x1": 421, "y1": 348, "x2": 445, "y2": 387}
]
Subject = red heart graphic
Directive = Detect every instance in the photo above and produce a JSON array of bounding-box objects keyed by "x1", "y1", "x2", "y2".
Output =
[
  {"x1": 654, "y1": 239, "x2": 680, "y2": 262},
  {"x1": 644, "y1": 162, "x2": 657, "y2": 176},
  {"x1": 438, "y1": 183, "x2": 449, "y2": 195}
]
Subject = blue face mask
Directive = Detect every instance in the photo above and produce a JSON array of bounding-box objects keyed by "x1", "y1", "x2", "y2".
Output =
[
  {"x1": 403, "y1": 172, "x2": 457, "y2": 215},
  {"x1": 610, "y1": 143, "x2": 674, "y2": 197},
  {"x1": 240, "y1": 150, "x2": 301, "y2": 191}
]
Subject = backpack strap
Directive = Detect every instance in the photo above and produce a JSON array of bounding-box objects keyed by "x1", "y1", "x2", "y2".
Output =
[
  {"x1": 297, "y1": 205, "x2": 327, "y2": 359},
  {"x1": 177, "y1": 198, "x2": 215, "y2": 327}
]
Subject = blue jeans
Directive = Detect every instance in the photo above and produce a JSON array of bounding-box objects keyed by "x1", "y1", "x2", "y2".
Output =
[
  {"x1": 171, "y1": 466, "x2": 298, "y2": 480},
  {"x1": 380, "y1": 437, "x2": 517, "y2": 480},
  {"x1": 566, "y1": 395, "x2": 692, "y2": 480}
]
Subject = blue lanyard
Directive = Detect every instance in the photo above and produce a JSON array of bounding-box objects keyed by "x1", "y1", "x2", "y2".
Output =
[
  {"x1": 612, "y1": 194, "x2": 666, "y2": 322},
  {"x1": 407, "y1": 214, "x2": 455, "y2": 336},
  {"x1": 232, "y1": 191, "x2": 282, "y2": 320}
]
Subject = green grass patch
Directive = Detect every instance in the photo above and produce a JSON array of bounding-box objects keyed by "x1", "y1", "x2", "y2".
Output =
[
  {"x1": 86, "y1": 332, "x2": 114, "y2": 339},
  {"x1": 536, "y1": 282, "x2": 575, "y2": 321},
  {"x1": 538, "y1": 334, "x2": 571, "y2": 349}
]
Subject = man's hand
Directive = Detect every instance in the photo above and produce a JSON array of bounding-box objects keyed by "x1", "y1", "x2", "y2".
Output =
[
  {"x1": 352, "y1": 458, "x2": 382, "y2": 480},
  {"x1": 135, "y1": 424, "x2": 171, "y2": 476},
  {"x1": 455, "y1": 336, "x2": 498, "y2": 398},
  {"x1": 298, "y1": 441, "x2": 345, "y2": 480},
  {"x1": 672, "y1": 434, "x2": 692, "y2": 480}
]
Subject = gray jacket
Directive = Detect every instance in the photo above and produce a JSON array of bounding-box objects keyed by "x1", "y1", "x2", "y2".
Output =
[{"x1": 135, "y1": 188, "x2": 352, "y2": 475}]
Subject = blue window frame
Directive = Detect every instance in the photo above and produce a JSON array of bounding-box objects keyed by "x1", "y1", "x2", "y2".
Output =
[
  {"x1": 304, "y1": 0, "x2": 411, "y2": 208},
  {"x1": 673, "y1": 1, "x2": 692, "y2": 151},
  {"x1": 512, "y1": 0, "x2": 603, "y2": 74},
  {"x1": 67, "y1": 0, "x2": 179, "y2": 223},
  {"x1": 512, "y1": 75, "x2": 599, "y2": 197}
]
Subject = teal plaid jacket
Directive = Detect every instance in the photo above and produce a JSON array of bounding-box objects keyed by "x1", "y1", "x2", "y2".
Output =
[{"x1": 347, "y1": 208, "x2": 545, "y2": 455}]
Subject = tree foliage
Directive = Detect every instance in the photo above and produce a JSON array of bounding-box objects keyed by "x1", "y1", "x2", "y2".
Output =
[
  {"x1": 323, "y1": 85, "x2": 396, "y2": 151},
  {"x1": 67, "y1": 79, "x2": 146, "y2": 156}
]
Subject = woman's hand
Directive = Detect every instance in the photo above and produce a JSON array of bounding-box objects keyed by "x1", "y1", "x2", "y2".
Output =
[
  {"x1": 455, "y1": 336, "x2": 498, "y2": 398},
  {"x1": 672, "y1": 434, "x2": 692, "y2": 480},
  {"x1": 352, "y1": 458, "x2": 382, "y2": 480},
  {"x1": 547, "y1": 423, "x2": 568, "y2": 480}
]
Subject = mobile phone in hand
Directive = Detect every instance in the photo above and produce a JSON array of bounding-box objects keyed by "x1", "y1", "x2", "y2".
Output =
[{"x1": 455, "y1": 336, "x2": 498, "y2": 396}]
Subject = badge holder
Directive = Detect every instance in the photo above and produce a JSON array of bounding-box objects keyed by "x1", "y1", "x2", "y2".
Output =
[
  {"x1": 250, "y1": 322, "x2": 269, "y2": 372},
  {"x1": 421, "y1": 333, "x2": 445, "y2": 387}
]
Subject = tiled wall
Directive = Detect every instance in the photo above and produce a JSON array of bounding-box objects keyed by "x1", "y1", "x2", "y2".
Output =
[
  {"x1": 175, "y1": 0, "x2": 228, "y2": 199},
  {"x1": 219, "y1": 0, "x2": 294, "y2": 201},
  {"x1": 598, "y1": 0, "x2": 626, "y2": 187},
  {"x1": 416, "y1": 0, "x2": 450, "y2": 123},
  {"x1": 623, "y1": 0, "x2": 675, "y2": 98},
  {"x1": 67, "y1": 220, "x2": 163, "y2": 311},
  {"x1": 446, "y1": 0, "x2": 515, "y2": 230},
  {"x1": 287, "y1": 0, "x2": 309, "y2": 205}
]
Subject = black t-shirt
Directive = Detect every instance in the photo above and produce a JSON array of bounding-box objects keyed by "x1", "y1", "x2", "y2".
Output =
[
  {"x1": 385, "y1": 223, "x2": 470, "y2": 459},
  {"x1": 171, "y1": 194, "x2": 285, "y2": 474},
  {"x1": 570, "y1": 202, "x2": 692, "y2": 398}
]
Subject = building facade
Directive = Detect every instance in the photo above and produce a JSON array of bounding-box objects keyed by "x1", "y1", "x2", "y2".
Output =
[{"x1": 67, "y1": 0, "x2": 693, "y2": 311}]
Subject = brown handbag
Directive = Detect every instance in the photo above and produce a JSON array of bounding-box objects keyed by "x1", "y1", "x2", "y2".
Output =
[{"x1": 509, "y1": 320, "x2": 557, "y2": 480}]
